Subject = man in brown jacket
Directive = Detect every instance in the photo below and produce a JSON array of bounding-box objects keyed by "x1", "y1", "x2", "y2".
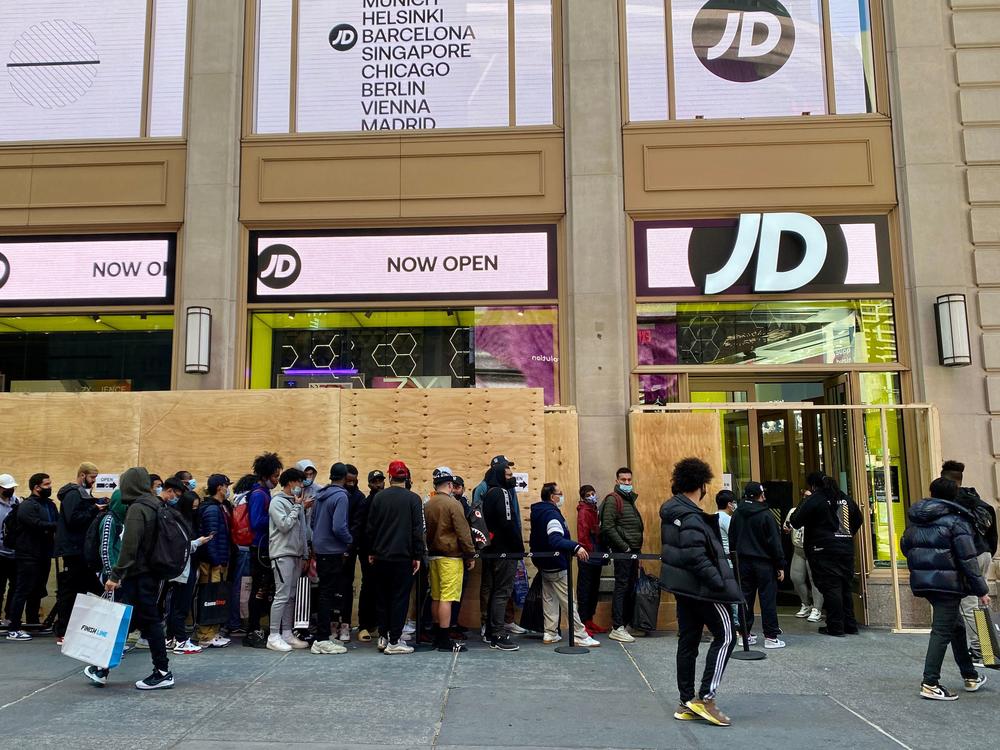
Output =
[{"x1": 425, "y1": 467, "x2": 475, "y2": 652}]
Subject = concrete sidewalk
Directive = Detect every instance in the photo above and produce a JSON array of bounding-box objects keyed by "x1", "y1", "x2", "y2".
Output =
[{"x1": 0, "y1": 616, "x2": 992, "y2": 750}]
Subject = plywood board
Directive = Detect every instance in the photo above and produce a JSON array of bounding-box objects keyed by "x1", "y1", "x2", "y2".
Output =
[{"x1": 544, "y1": 408, "x2": 580, "y2": 540}]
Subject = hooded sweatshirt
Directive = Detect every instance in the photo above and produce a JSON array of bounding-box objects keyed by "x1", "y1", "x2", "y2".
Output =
[
  {"x1": 576, "y1": 498, "x2": 606, "y2": 566},
  {"x1": 269, "y1": 491, "x2": 309, "y2": 559},
  {"x1": 789, "y1": 487, "x2": 862, "y2": 558},
  {"x1": 110, "y1": 467, "x2": 160, "y2": 583},
  {"x1": 659, "y1": 493, "x2": 741, "y2": 604},
  {"x1": 729, "y1": 500, "x2": 785, "y2": 570},
  {"x1": 247, "y1": 481, "x2": 273, "y2": 550},
  {"x1": 481, "y1": 461, "x2": 524, "y2": 554},
  {"x1": 55, "y1": 481, "x2": 99, "y2": 557},
  {"x1": 902, "y1": 497, "x2": 989, "y2": 599},
  {"x1": 310, "y1": 483, "x2": 352, "y2": 555}
]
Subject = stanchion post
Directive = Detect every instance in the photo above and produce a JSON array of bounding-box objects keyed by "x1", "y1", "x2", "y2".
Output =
[
  {"x1": 728, "y1": 550, "x2": 766, "y2": 661},
  {"x1": 411, "y1": 560, "x2": 435, "y2": 652},
  {"x1": 555, "y1": 552, "x2": 589, "y2": 655}
]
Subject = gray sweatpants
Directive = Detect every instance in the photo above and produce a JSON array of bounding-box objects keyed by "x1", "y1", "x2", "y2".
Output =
[
  {"x1": 961, "y1": 551, "x2": 993, "y2": 658},
  {"x1": 791, "y1": 548, "x2": 823, "y2": 611},
  {"x1": 270, "y1": 556, "x2": 301, "y2": 635}
]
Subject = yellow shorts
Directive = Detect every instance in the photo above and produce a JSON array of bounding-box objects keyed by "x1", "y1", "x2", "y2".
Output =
[{"x1": 429, "y1": 557, "x2": 464, "y2": 602}]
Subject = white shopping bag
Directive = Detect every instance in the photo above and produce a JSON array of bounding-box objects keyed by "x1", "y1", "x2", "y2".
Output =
[
  {"x1": 294, "y1": 576, "x2": 311, "y2": 629},
  {"x1": 239, "y1": 575, "x2": 252, "y2": 619},
  {"x1": 61, "y1": 593, "x2": 133, "y2": 669}
]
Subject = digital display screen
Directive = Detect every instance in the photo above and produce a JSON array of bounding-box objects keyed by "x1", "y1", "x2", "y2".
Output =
[
  {"x1": 0, "y1": 236, "x2": 173, "y2": 305},
  {"x1": 250, "y1": 228, "x2": 556, "y2": 301}
]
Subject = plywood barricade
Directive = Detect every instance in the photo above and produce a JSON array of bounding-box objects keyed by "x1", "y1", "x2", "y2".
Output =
[{"x1": 627, "y1": 410, "x2": 724, "y2": 629}]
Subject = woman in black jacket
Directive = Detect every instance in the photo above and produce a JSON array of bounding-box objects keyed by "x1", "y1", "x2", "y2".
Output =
[
  {"x1": 660, "y1": 457, "x2": 741, "y2": 727},
  {"x1": 901, "y1": 477, "x2": 990, "y2": 701}
]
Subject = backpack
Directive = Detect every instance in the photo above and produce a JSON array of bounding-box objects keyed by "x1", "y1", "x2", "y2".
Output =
[
  {"x1": 148, "y1": 502, "x2": 191, "y2": 580},
  {"x1": 83, "y1": 510, "x2": 111, "y2": 571},
  {"x1": 229, "y1": 491, "x2": 253, "y2": 547},
  {"x1": 1, "y1": 502, "x2": 18, "y2": 550}
]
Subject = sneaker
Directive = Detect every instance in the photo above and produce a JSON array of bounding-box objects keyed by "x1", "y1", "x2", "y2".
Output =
[
  {"x1": 490, "y1": 635, "x2": 519, "y2": 652},
  {"x1": 84, "y1": 665, "x2": 109, "y2": 686},
  {"x1": 242, "y1": 630, "x2": 268, "y2": 649},
  {"x1": 964, "y1": 672, "x2": 988, "y2": 692},
  {"x1": 795, "y1": 605, "x2": 811, "y2": 618},
  {"x1": 543, "y1": 632, "x2": 563, "y2": 645},
  {"x1": 135, "y1": 670, "x2": 174, "y2": 690},
  {"x1": 225, "y1": 626, "x2": 247, "y2": 637},
  {"x1": 266, "y1": 633, "x2": 291, "y2": 652},
  {"x1": 674, "y1": 703, "x2": 702, "y2": 721},
  {"x1": 609, "y1": 626, "x2": 635, "y2": 643},
  {"x1": 438, "y1": 641, "x2": 468, "y2": 653},
  {"x1": 338, "y1": 624, "x2": 351, "y2": 642},
  {"x1": 920, "y1": 683, "x2": 958, "y2": 701},
  {"x1": 577, "y1": 635, "x2": 601, "y2": 648},
  {"x1": 584, "y1": 619, "x2": 609, "y2": 634},
  {"x1": 807, "y1": 609, "x2": 822, "y2": 623},
  {"x1": 135, "y1": 637, "x2": 150, "y2": 649},
  {"x1": 310, "y1": 639, "x2": 347, "y2": 654},
  {"x1": 742, "y1": 633, "x2": 757, "y2": 646},
  {"x1": 504, "y1": 622, "x2": 528, "y2": 635},
  {"x1": 686, "y1": 698, "x2": 731, "y2": 727},
  {"x1": 385, "y1": 640, "x2": 415, "y2": 655},
  {"x1": 6, "y1": 630, "x2": 31, "y2": 641},
  {"x1": 402, "y1": 620, "x2": 416, "y2": 635},
  {"x1": 377, "y1": 636, "x2": 388, "y2": 652},
  {"x1": 165, "y1": 638, "x2": 177, "y2": 650},
  {"x1": 199, "y1": 635, "x2": 231, "y2": 649},
  {"x1": 174, "y1": 639, "x2": 203, "y2": 655},
  {"x1": 358, "y1": 629, "x2": 373, "y2": 643},
  {"x1": 972, "y1": 654, "x2": 986, "y2": 669},
  {"x1": 282, "y1": 632, "x2": 309, "y2": 649},
  {"x1": 764, "y1": 637, "x2": 786, "y2": 649}
]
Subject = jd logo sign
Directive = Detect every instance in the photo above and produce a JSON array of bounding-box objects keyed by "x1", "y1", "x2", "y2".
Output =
[
  {"x1": 0, "y1": 252, "x2": 9, "y2": 289},
  {"x1": 258, "y1": 244, "x2": 301, "y2": 290},
  {"x1": 702, "y1": 213, "x2": 828, "y2": 294},
  {"x1": 329, "y1": 24, "x2": 358, "y2": 52},
  {"x1": 693, "y1": 0, "x2": 795, "y2": 82}
]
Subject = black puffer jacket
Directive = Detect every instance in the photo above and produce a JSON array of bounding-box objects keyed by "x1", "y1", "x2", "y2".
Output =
[
  {"x1": 901, "y1": 498, "x2": 989, "y2": 599},
  {"x1": 659, "y1": 494, "x2": 741, "y2": 604}
]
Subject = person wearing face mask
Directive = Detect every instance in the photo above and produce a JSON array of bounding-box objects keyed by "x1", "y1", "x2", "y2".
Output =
[
  {"x1": 267, "y1": 467, "x2": 314, "y2": 653},
  {"x1": 194, "y1": 474, "x2": 233, "y2": 649},
  {"x1": 173, "y1": 470, "x2": 201, "y2": 516},
  {"x1": 575, "y1": 484, "x2": 607, "y2": 635},
  {"x1": 295, "y1": 459, "x2": 319, "y2": 508},
  {"x1": 529, "y1": 482, "x2": 601, "y2": 648},
  {"x1": 310, "y1": 462, "x2": 353, "y2": 654},
  {"x1": 163, "y1": 477, "x2": 212, "y2": 656},
  {"x1": 244, "y1": 452, "x2": 284, "y2": 649},
  {"x1": 54, "y1": 461, "x2": 105, "y2": 645},
  {"x1": 5, "y1": 474, "x2": 57, "y2": 642},
  {"x1": 0, "y1": 474, "x2": 21, "y2": 630},
  {"x1": 355, "y1": 469, "x2": 385, "y2": 642},
  {"x1": 480, "y1": 457, "x2": 524, "y2": 651},
  {"x1": 660, "y1": 458, "x2": 741, "y2": 727},
  {"x1": 334, "y1": 463, "x2": 367, "y2": 642},
  {"x1": 600, "y1": 467, "x2": 644, "y2": 644},
  {"x1": 150, "y1": 474, "x2": 164, "y2": 496}
]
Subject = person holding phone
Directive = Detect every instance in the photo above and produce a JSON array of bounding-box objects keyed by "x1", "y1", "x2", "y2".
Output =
[{"x1": 268, "y1": 467, "x2": 315, "y2": 653}]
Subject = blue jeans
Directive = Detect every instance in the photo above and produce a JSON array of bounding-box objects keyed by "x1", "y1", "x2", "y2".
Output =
[{"x1": 227, "y1": 547, "x2": 250, "y2": 630}]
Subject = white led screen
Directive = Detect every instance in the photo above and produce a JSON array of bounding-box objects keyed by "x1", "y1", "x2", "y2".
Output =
[
  {"x1": 251, "y1": 229, "x2": 555, "y2": 300},
  {"x1": 0, "y1": 237, "x2": 173, "y2": 305},
  {"x1": 625, "y1": 0, "x2": 668, "y2": 122},
  {"x1": 0, "y1": 1, "x2": 188, "y2": 142}
]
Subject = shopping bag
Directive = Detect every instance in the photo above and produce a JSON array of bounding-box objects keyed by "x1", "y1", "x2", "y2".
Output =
[
  {"x1": 239, "y1": 575, "x2": 252, "y2": 619},
  {"x1": 61, "y1": 593, "x2": 133, "y2": 669},
  {"x1": 196, "y1": 580, "x2": 230, "y2": 626},
  {"x1": 513, "y1": 560, "x2": 530, "y2": 608},
  {"x1": 519, "y1": 574, "x2": 544, "y2": 633},
  {"x1": 294, "y1": 575, "x2": 312, "y2": 629},
  {"x1": 974, "y1": 606, "x2": 1000, "y2": 669},
  {"x1": 632, "y1": 568, "x2": 662, "y2": 632}
]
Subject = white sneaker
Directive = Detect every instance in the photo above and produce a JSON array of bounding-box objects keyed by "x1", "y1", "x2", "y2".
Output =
[
  {"x1": 377, "y1": 636, "x2": 388, "y2": 652},
  {"x1": 338, "y1": 624, "x2": 351, "y2": 642},
  {"x1": 199, "y1": 635, "x2": 231, "y2": 649},
  {"x1": 609, "y1": 626, "x2": 635, "y2": 643},
  {"x1": 764, "y1": 637, "x2": 786, "y2": 649},
  {"x1": 402, "y1": 620, "x2": 416, "y2": 634},
  {"x1": 795, "y1": 605, "x2": 811, "y2": 618},
  {"x1": 743, "y1": 633, "x2": 758, "y2": 646},
  {"x1": 310, "y1": 639, "x2": 347, "y2": 654},
  {"x1": 266, "y1": 634, "x2": 292, "y2": 652},
  {"x1": 807, "y1": 609, "x2": 822, "y2": 623},
  {"x1": 282, "y1": 632, "x2": 309, "y2": 649},
  {"x1": 135, "y1": 637, "x2": 149, "y2": 649},
  {"x1": 173, "y1": 639, "x2": 203, "y2": 655},
  {"x1": 504, "y1": 622, "x2": 528, "y2": 635},
  {"x1": 384, "y1": 640, "x2": 414, "y2": 654},
  {"x1": 543, "y1": 632, "x2": 562, "y2": 645},
  {"x1": 577, "y1": 635, "x2": 601, "y2": 648}
]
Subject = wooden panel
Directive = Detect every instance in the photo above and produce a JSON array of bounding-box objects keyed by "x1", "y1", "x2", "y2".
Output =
[
  {"x1": 401, "y1": 151, "x2": 544, "y2": 200},
  {"x1": 544, "y1": 408, "x2": 580, "y2": 539},
  {"x1": 258, "y1": 154, "x2": 401, "y2": 204},
  {"x1": 30, "y1": 163, "x2": 167, "y2": 208},
  {"x1": 137, "y1": 389, "x2": 341, "y2": 482},
  {"x1": 623, "y1": 117, "x2": 897, "y2": 215}
]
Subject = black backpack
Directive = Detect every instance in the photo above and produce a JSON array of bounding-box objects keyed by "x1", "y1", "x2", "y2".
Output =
[
  {"x1": 1, "y1": 502, "x2": 18, "y2": 551},
  {"x1": 83, "y1": 511, "x2": 110, "y2": 572},
  {"x1": 148, "y1": 502, "x2": 191, "y2": 580}
]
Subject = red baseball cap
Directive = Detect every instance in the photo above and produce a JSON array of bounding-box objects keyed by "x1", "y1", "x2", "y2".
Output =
[{"x1": 387, "y1": 460, "x2": 410, "y2": 480}]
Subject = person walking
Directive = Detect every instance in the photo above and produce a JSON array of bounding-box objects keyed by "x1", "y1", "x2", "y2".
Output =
[
  {"x1": 366, "y1": 460, "x2": 425, "y2": 655},
  {"x1": 576, "y1": 484, "x2": 608, "y2": 635},
  {"x1": 244, "y1": 452, "x2": 283, "y2": 649},
  {"x1": 789, "y1": 473, "x2": 862, "y2": 638},
  {"x1": 0, "y1": 474, "x2": 21, "y2": 630},
  {"x1": 54, "y1": 462, "x2": 104, "y2": 644},
  {"x1": 195, "y1": 474, "x2": 232, "y2": 649},
  {"x1": 310, "y1": 462, "x2": 353, "y2": 655},
  {"x1": 5, "y1": 473, "x2": 57, "y2": 642},
  {"x1": 784, "y1": 502, "x2": 823, "y2": 623},
  {"x1": 480, "y1": 457, "x2": 523, "y2": 651},
  {"x1": 529, "y1": 482, "x2": 600, "y2": 648},
  {"x1": 600, "y1": 467, "x2": 644, "y2": 643},
  {"x1": 424, "y1": 467, "x2": 475, "y2": 651},
  {"x1": 660, "y1": 458, "x2": 741, "y2": 727},
  {"x1": 268, "y1": 467, "x2": 314, "y2": 653},
  {"x1": 901, "y1": 477, "x2": 990, "y2": 700},
  {"x1": 729, "y1": 482, "x2": 785, "y2": 649}
]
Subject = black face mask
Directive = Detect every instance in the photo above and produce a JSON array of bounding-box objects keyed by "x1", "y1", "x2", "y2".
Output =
[
  {"x1": 1, "y1": 488, "x2": 13, "y2": 499},
  {"x1": 505, "y1": 476, "x2": 517, "y2": 489},
  {"x1": 38, "y1": 487, "x2": 52, "y2": 499}
]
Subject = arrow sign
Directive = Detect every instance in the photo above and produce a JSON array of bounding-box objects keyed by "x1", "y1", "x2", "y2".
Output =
[
  {"x1": 95, "y1": 473, "x2": 119, "y2": 492},
  {"x1": 513, "y1": 472, "x2": 530, "y2": 494}
]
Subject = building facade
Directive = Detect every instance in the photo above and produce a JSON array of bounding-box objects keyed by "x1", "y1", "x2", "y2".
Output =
[{"x1": 0, "y1": 1, "x2": 996, "y2": 623}]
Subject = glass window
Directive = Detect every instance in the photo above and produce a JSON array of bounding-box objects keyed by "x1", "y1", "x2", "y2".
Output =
[
  {"x1": 637, "y1": 300, "x2": 897, "y2": 366},
  {"x1": 637, "y1": 373, "x2": 680, "y2": 405},
  {"x1": 0, "y1": 315, "x2": 174, "y2": 392},
  {"x1": 249, "y1": 307, "x2": 560, "y2": 404},
  {"x1": 622, "y1": 0, "x2": 877, "y2": 122},
  {"x1": 0, "y1": 0, "x2": 188, "y2": 141}
]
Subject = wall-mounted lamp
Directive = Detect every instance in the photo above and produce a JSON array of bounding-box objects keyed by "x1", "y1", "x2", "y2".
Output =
[
  {"x1": 185, "y1": 306, "x2": 212, "y2": 374},
  {"x1": 934, "y1": 293, "x2": 972, "y2": 367}
]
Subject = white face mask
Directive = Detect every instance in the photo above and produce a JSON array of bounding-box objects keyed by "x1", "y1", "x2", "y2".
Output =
[
  {"x1": 292, "y1": 486, "x2": 302, "y2": 497},
  {"x1": 555, "y1": 495, "x2": 564, "y2": 508}
]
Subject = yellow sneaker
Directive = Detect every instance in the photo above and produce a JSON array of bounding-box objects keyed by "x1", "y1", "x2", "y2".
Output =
[
  {"x1": 673, "y1": 704, "x2": 701, "y2": 721},
  {"x1": 686, "y1": 698, "x2": 731, "y2": 727}
]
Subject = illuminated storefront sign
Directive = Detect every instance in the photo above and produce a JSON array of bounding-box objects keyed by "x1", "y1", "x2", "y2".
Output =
[
  {"x1": 249, "y1": 227, "x2": 556, "y2": 302},
  {"x1": 0, "y1": 236, "x2": 174, "y2": 306}
]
